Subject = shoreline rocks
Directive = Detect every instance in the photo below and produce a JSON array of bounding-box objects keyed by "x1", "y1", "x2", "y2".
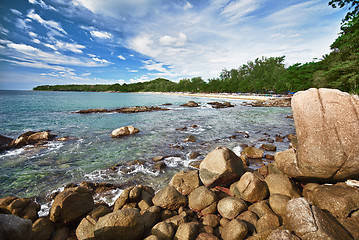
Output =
[
  {"x1": 74, "y1": 105, "x2": 170, "y2": 114},
  {"x1": 249, "y1": 97, "x2": 291, "y2": 107}
]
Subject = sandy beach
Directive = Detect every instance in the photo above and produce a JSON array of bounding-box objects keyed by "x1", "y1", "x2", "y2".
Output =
[{"x1": 141, "y1": 92, "x2": 275, "y2": 101}]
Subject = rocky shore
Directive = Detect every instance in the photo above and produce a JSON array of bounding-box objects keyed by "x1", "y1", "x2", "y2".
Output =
[{"x1": 1, "y1": 88, "x2": 359, "y2": 240}]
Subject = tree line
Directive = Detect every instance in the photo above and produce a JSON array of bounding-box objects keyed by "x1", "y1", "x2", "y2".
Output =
[{"x1": 34, "y1": 1, "x2": 359, "y2": 94}]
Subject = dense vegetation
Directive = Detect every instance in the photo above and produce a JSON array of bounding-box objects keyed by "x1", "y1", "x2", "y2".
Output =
[{"x1": 34, "y1": 1, "x2": 359, "y2": 94}]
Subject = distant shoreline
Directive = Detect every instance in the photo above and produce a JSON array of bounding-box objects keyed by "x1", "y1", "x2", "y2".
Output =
[{"x1": 140, "y1": 92, "x2": 275, "y2": 101}]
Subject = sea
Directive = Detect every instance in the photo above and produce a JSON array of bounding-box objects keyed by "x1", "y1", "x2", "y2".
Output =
[{"x1": 0, "y1": 90, "x2": 294, "y2": 210}]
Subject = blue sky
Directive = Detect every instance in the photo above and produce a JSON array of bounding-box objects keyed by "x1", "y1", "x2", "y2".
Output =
[{"x1": 0, "y1": 0, "x2": 347, "y2": 90}]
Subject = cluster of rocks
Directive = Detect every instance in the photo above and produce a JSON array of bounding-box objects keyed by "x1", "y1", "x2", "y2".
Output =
[
  {"x1": 207, "y1": 102, "x2": 235, "y2": 109},
  {"x1": 110, "y1": 125, "x2": 140, "y2": 138},
  {"x1": 180, "y1": 101, "x2": 235, "y2": 109},
  {"x1": 1, "y1": 88, "x2": 358, "y2": 240},
  {"x1": 247, "y1": 98, "x2": 291, "y2": 107},
  {"x1": 0, "y1": 130, "x2": 68, "y2": 153},
  {"x1": 73, "y1": 106, "x2": 169, "y2": 114}
]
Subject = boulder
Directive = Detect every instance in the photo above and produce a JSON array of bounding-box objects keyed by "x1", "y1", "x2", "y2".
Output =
[
  {"x1": 221, "y1": 219, "x2": 248, "y2": 240},
  {"x1": 52, "y1": 227, "x2": 69, "y2": 240},
  {"x1": 153, "y1": 186, "x2": 187, "y2": 211},
  {"x1": 236, "y1": 210, "x2": 258, "y2": 234},
  {"x1": 170, "y1": 170, "x2": 200, "y2": 195},
  {"x1": 286, "y1": 198, "x2": 353, "y2": 240},
  {"x1": 199, "y1": 147, "x2": 245, "y2": 187},
  {"x1": 268, "y1": 194, "x2": 291, "y2": 216},
  {"x1": 151, "y1": 221, "x2": 175, "y2": 240},
  {"x1": 142, "y1": 206, "x2": 161, "y2": 231},
  {"x1": 110, "y1": 125, "x2": 139, "y2": 137},
  {"x1": 255, "y1": 213, "x2": 280, "y2": 233},
  {"x1": 30, "y1": 217, "x2": 54, "y2": 240},
  {"x1": 306, "y1": 182, "x2": 359, "y2": 219},
  {"x1": 27, "y1": 131, "x2": 56, "y2": 144},
  {"x1": 217, "y1": 197, "x2": 247, "y2": 219},
  {"x1": 230, "y1": 172, "x2": 269, "y2": 202},
  {"x1": 247, "y1": 201, "x2": 274, "y2": 218},
  {"x1": 94, "y1": 208, "x2": 144, "y2": 240},
  {"x1": 49, "y1": 186, "x2": 94, "y2": 225},
  {"x1": 276, "y1": 88, "x2": 359, "y2": 181},
  {"x1": 202, "y1": 214, "x2": 220, "y2": 228},
  {"x1": 196, "y1": 232, "x2": 220, "y2": 240},
  {"x1": 0, "y1": 196, "x2": 40, "y2": 222},
  {"x1": 76, "y1": 205, "x2": 111, "y2": 240},
  {"x1": 174, "y1": 222, "x2": 199, "y2": 240},
  {"x1": 241, "y1": 147, "x2": 264, "y2": 159},
  {"x1": 0, "y1": 214, "x2": 32, "y2": 240},
  {"x1": 188, "y1": 186, "x2": 217, "y2": 215},
  {"x1": 260, "y1": 144, "x2": 276, "y2": 151},
  {"x1": 264, "y1": 174, "x2": 300, "y2": 198},
  {"x1": 0, "y1": 134, "x2": 13, "y2": 152},
  {"x1": 181, "y1": 101, "x2": 199, "y2": 107},
  {"x1": 114, "y1": 186, "x2": 154, "y2": 211}
]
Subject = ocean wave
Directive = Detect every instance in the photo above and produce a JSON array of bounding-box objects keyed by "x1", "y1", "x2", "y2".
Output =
[{"x1": 0, "y1": 148, "x2": 25, "y2": 158}]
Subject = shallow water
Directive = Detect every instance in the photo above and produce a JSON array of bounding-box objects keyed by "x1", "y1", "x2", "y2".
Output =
[{"x1": 0, "y1": 90, "x2": 294, "y2": 200}]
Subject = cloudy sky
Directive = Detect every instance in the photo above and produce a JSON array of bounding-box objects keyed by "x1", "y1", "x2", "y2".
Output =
[{"x1": 0, "y1": 0, "x2": 346, "y2": 90}]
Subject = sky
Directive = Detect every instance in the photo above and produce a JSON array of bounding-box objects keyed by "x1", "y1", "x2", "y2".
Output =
[{"x1": 0, "y1": 0, "x2": 347, "y2": 90}]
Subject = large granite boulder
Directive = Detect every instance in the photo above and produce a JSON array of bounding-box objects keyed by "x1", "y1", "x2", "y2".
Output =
[
  {"x1": 217, "y1": 196, "x2": 247, "y2": 219},
  {"x1": 264, "y1": 174, "x2": 301, "y2": 199},
  {"x1": 0, "y1": 214, "x2": 32, "y2": 240},
  {"x1": 286, "y1": 198, "x2": 353, "y2": 240},
  {"x1": 94, "y1": 208, "x2": 144, "y2": 240},
  {"x1": 169, "y1": 170, "x2": 200, "y2": 195},
  {"x1": 188, "y1": 186, "x2": 217, "y2": 215},
  {"x1": 49, "y1": 186, "x2": 94, "y2": 225},
  {"x1": 305, "y1": 182, "x2": 359, "y2": 219},
  {"x1": 199, "y1": 147, "x2": 245, "y2": 187},
  {"x1": 276, "y1": 88, "x2": 359, "y2": 181},
  {"x1": 30, "y1": 217, "x2": 54, "y2": 240},
  {"x1": 152, "y1": 186, "x2": 187, "y2": 211},
  {"x1": 230, "y1": 172, "x2": 269, "y2": 202},
  {"x1": 0, "y1": 196, "x2": 40, "y2": 222}
]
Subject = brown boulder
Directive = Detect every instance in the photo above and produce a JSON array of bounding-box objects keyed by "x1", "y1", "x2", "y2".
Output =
[
  {"x1": 255, "y1": 213, "x2": 280, "y2": 233},
  {"x1": 27, "y1": 131, "x2": 56, "y2": 144},
  {"x1": 152, "y1": 186, "x2": 187, "y2": 211},
  {"x1": 286, "y1": 197, "x2": 353, "y2": 240},
  {"x1": 94, "y1": 208, "x2": 144, "y2": 240},
  {"x1": 230, "y1": 172, "x2": 269, "y2": 202},
  {"x1": 30, "y1": 217, "x2": 54, "y2": 240},
  {"x1": 199, "y1": 147, "x2": 245, "y2": 187},
  {"x1": 0, "y1": 196, "x2": 40, "y2": 222},
  {"x1": 151, "y1": 221, "x2": 175, "y2": 240},
  {"x1": 306, "y1": 182, "x2": 359, "y2": 219},
  {"x1": 221, "y1": 219, "x2": 248, "y2": 240},
  {"x1": 181, "y1": 101, "x2": 199, "y2": 107},
  {"x1": 188, "y1": 186, "x2": 217, "y2": 215},
  {"x1": 276, "y1": 88, "x2": 359, "y2": 181},
  {"x1": 268, "y1": 194, "x2": 291, "y2": 217},
  {"x1": 49, "y1": 186, "x2": 94, "y2": 225},
  {"x1": 264, "y1": 174, "x2": 300, "y2": 198},
  {"x1": 76, "y1": 205, "x2": 111, "y2": 240},
  {"x1": 170, "y1": 170, "x2": 200, "y2": 195},
  {"x1": 241, "y1": 147, "x2": 264, "y2": 159},
  {"x1": 0, "y1": 134, "x2": 13, "y2": 152},
  {"x1": 217, "y1": 197, "x2": 247, "y2": 219},
  {"x1": 260, "y1": 144, "x2": 276, "y2": 151},
  {"x1": 267, "y1": 229, "x2": 300, "y2": 240},
  {"x1": 174, "y1": 222, "x2": 199, "y2": 240}
]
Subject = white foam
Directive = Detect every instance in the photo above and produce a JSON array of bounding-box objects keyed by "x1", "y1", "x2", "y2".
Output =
[
  {"x1": 84, "y1": 169, "x2": 120, "y2": 182},
  {"x1": 0, "y1": 148, "x2": 25, "y2": 158},
  {"x1": 129, "y1": 164, "x2": 159, "y2": 176},
  {"x1": 94, "y1": 188, "x2": 123, "y2": 206},
  {"x1": 232, "y1": 145, "x2": 243, "y2": 157}
]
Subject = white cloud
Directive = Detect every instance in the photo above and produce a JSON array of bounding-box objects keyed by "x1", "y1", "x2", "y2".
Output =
[
  {"x1": 0, "y1": 26, "x2": 9, "y2": 35},
  {"x1": 16, "y1": 18, "x2": 30, "y2": 30},
  {"x1": 29, "y1": 32, "x2": 38, "y2": 38},
  {"x1": 117, "y1": 55, "x2": 126, "y2": 60},
  {"x1": 74, "y1": 0, "x2": 162, "y2": 18},
  {"x1": 184, "y1": 2, "x2": 193, "y2": 10},
  {"x1": 128, "y1": 34, "x2": 160, "y2": 57},
  {"x1": 10, "y1": 9, "x2": 22, "y2": 16},
  {"x1": 28, "y1": 0, "x2": 58, "y2": 11},
  {"x1": 27, "y1": 9, "x2": 67, "y2": 36},
  {"x1": 55, "y1": 41, "x2": 86, "y2": 54},
  {"x1": 142, "y1": 60, "x2": 168, "y2": 72},
  {"x1": 33, "y1": 39, "x2": 41, "y2": 44},
  {"x1": 81, "y1": 72, "x2": 91, "y2": 76},
  {"x1": 220, "y1": 0, "x2": 260, "y2": 22},
  {"x1": 159, "y1": 33, "x2": 187, "y2": 47},
  {"x1": 126, "y1": 68, "x2": 138, "y2": 73},
  {"x1": 90, "y1": 30, "x2": 112, "y2": 39}
]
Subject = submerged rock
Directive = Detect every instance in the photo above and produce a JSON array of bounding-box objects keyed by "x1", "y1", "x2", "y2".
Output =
[
  {"x1": 208, "y1": 102, "x2": 235, "y2": 108},
  {"x1": 0, "y1": 134, "x2": 13, "y2": 152},
  {"x1": 74, "y1": 106, "x2": 169, "y2": 114},
  {"x1": 276, "y1": 88, "x2": 359, "y2": 181}
]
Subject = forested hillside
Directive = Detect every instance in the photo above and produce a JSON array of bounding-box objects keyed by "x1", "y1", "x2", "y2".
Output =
[{"x1": 34, "y1": 1, "x2": 359, "y2": 94}]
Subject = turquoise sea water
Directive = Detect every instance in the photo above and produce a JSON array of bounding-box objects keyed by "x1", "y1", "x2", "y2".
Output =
[{"x1": 0, "y1": 90, "x2": 294, "y2": 200}]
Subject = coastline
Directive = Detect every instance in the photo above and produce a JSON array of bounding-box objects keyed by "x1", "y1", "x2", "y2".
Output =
[{"x1": 139, "y1": 92, "x2": 275, "y2": 101}]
